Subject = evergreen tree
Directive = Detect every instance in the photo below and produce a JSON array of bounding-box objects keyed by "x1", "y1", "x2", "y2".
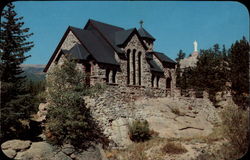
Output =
[
  {"x1": 176, "y1": 50, "x2": 186, "y2": 88},
  {"x1": 184, "y1": 44, "x2": 230, "y2": 102},
  {"x1": 0, "y1": 3, "x2": 34, "y2": 140},
  {"x1": 175, "y1": 49, "x2": 186, "y2": 62},
  {"x1": 230, "y1": 37, "x2": 250, "y2": 107},
  {"x1": 45, "y1": 58, "x2": 107, "y2": 148}
]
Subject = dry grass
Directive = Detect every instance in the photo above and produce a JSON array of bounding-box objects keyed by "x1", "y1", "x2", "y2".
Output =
[
  {"x1": 220, "y1": 105, "x2": 249, "y2": 158},
  {"x1": 170, "y1": 107, "x2": 185, "y2": 116},
  {"x1": 161, "y1": 141, "x2": 187, "y2": 154},
  {"x1": 105, "y1": 137, "x2": 166, "y2": 160}
]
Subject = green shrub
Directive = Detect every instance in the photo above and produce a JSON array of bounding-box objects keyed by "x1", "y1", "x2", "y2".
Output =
[
  {"x1": 129, "y1": 120, "x2": 151, "y2": 142},
  {"x1": 44, "y1": 58, "x2": 108, "y2": 148},
  {"x1": 221, "y1": 106, "x2": 249, "y2": 158},
  {"x1": 36, "y1": 91, "x2": 47, "y2": 103}
]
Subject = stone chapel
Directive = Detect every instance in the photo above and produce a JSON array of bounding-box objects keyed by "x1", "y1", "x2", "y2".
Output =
[{"x1": 44, "y1": 19, "x2": 177, "y2": 96}]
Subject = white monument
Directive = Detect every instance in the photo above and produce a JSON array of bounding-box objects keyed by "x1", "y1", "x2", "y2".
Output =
[
  {"x1": 193, "y1": 40, "x2": 198, "y2": 52},
  {"x1": 180, "y1": 40, "x2": 199, "y2": 69}
]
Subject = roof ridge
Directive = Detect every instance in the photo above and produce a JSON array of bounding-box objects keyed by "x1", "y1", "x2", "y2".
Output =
[
  {"x1": 88, "y1": 19, "x2": 124, "y2": 54},
  {"x1": 89, "y1": 19, "x2": 124, "y2": 30},
  {"x1": 138, "y1": 27, "x2": 155, "y2": 41}
]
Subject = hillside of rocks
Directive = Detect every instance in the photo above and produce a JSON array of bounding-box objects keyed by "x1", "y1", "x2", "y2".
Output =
[{"x1": 2, "y1": 89, "x2": 248, "y2": 160}]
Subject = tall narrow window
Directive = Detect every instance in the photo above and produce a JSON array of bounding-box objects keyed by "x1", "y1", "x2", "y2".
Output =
[
  {"x1": 156, "y1": 76, "x2": 160, "y2": 88},
  {"x1": 133, "y1": 49, "x2": 136, "y2": 85},
  {"x1": 85, "y1": 63, "x2": 91, "y2": 86},
  {"x1": 166, "y1": 78, "x2": 171, "y2": 88},
  {"x1": 151, "y1": 74, "x2": 155, "y2": 87},
  {"x1": 127, "y1": 49, "x2": 131, "y2": 85},
  {"x1": 138, "y1": 52, "x2": 141, "y2": 85},
  {"x1": 112, "y1": 70, "x2": 117, "y2": 83},
  {"x1": 106, "y1": 69, "x2": 110, "y2": 83}
]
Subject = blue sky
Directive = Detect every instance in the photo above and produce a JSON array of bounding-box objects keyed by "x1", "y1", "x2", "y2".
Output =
[{"x1": 11, "y1": 1, "x2": 249, "y2": 64}]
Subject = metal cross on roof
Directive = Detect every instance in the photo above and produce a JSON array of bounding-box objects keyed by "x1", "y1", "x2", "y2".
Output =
[{"x1": 139, "y1": 20, "x2": 144, "y2": 28}]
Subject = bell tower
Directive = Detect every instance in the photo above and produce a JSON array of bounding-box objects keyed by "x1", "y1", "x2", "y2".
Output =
[{"x1": 138, "y1": 20, "x2": 155, "y2": 51}]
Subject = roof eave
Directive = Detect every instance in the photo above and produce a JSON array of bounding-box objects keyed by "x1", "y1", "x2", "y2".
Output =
[{"x1": 44, "y1": 26, "x2": 72, "y2": 72}]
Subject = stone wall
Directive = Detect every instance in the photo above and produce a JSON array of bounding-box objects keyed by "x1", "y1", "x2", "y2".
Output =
[
  {"x1": 123, "y1": 34, "x2": 151, "y2": 87},
  {"x1": 85, "y1": 85, "x2": 170, "y2": 147},
  {"x1": 47, "y1": 30, "x2": 177, "y2": 97}
]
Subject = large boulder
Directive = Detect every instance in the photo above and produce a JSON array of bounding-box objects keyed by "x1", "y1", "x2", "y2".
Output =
[
  {"x1": 2, "y1": 149, "x2": 17, "y2": 159},
  {"x1": 54, "y1": 151, "x2": 72, "y2": 160},
  {"x1": 1, "y1": 140, "x2": 31, "y2": 151},
  {"x1": 110, "y1": 118, "x2": 133, "y2": 147},
  {"x1": 15, "y1": 142, "x2": 55, "y2": 160}
]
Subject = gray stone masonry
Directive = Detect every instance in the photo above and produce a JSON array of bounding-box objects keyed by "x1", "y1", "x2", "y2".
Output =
[{"x1": 47, "y1": 29, "x2": 177, "y2": 100}]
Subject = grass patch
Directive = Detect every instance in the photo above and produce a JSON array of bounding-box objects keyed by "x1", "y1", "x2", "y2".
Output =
[
  {"x1": 105, "y1": 137, "x2": 166, "y2": 160},
  {"x1": 162, "y1": 141, "x2": 187, "y2": 154},
  {"x1": 170, "y1": 107, "x2": 185, "y2": 116}
]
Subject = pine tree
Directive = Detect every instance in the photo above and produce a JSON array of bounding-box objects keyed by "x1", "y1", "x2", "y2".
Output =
[
  {"x1": 186, "y1": 44, "x2": 230, "y2": 102},
  {"x1": 0, "y1": 3, "x2": 34, "y2": 140},
  {"x1": 45, "y1": 58, "x2": 107, "y2": 148},
  {"x1": 230, "y1": 37, "x2": 250, "y2": 107},
  {"x1": 175, "y1": 49, "x2": 186, "y2": 62},
  {"x1": 176, "y1": 50, "x2": 186, "y2": 88}
]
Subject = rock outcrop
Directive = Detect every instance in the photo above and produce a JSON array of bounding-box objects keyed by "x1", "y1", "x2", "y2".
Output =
[
  {"x1": 1, "y1": 140, "x2": 107, "y2": 160},
  {"x1": 86, "y1": 88, "x2": 222, "y2": 148}
]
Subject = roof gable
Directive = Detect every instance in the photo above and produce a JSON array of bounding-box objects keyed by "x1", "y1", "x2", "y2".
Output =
[
  {"x1": 44, "y1": 27, "x2": 72, "y2": 72},
  {"x1": 138, "y1": 27, "x2": 155, "y2": 41},
  {"x1": 115, "y1": 28, "x2": 148, "y2": 50},
  {"x1": 70, "y1": 26, "x2": 119, "y2": 66},
  {"x1": 84, "y1": 19, "x2": 124, "y2": 54}
]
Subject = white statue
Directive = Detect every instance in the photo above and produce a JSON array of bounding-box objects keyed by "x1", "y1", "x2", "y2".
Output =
[{"x1": 193, "y1": 40, "x2": 198, "y2": 52}]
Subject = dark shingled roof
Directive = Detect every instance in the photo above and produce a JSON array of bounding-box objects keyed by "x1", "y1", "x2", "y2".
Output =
[
  {"x1": 84, "y1": 19, "x2": 124, "y2": 54},
  {"x1": 115, "y1": 28, "x2": 135, "y2": 46},
  {"x1": 70, "y1": 26, "x2": 119, "y2": 65},
  {"x1": 45, "y1": 19, "x2": 170, "y2": 72},
  {"x1": 62, "y1": 43, "x2": 90, "y2": 60},
  {"x1": 138, "y1": 27, "x2": 155, "y2": 41},
  {"x1": 149, "y1": 51, "x2": 176, "y2": 64},
  {"x1": 148, "y1": 59, "x2": 164, "y2": 73}
]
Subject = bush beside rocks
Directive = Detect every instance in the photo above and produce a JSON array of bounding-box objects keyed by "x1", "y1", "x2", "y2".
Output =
[{"x1": 129, "y1": 120, "x2": 151, "y2": 142}]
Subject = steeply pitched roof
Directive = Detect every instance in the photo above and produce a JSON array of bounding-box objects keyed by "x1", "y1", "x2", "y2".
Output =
[
  {"x1": 114, "y1": 28, "x2": 148, "y2": 50},
  {"x1": 44, "y1": 27, "x2": 72, "y2": 72},
  {"x1": 84, "y1": 19, "x2": 124, "y2": 54},
  {"x1": 148, "y1": 59, "x2": 164, "y2": 73},
  {"x1": 70, "y1": 26, "x2": 119, "y2": 65},
  {"x1": 149, "y1": 51, "x2": 176, "y2": 64},
  {"x1": 63, "y1": 43, "x2": 90, "y2": 60},
  {"x1": 44, "y1": 19, "x2": 164, "y2": 72},
  {"x1": 115, "y1": 28, "x2": 135, "y2": 46},
  {"x1": 138, "y1": 27, "x2": 155, "y2": 41}
]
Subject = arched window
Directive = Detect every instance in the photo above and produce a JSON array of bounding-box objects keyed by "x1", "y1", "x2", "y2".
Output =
[
  {"x1": 138, "y1": 52, "x2": 142, "y2": 85},
  {"x1": 127, "y1": 49, "x2": 131, "y2": 85},
  {"x1": 151, "y1": 74, "x2": 155, "y2": 87},
  {"x1": 112, "y1": 70, "x2": 117, "y2": 83},
  {"x1": 132, "y1": 49, "x2": 136, "y2": 85},
  {"x1": 106, "y1": 69, "x2": 110, "y2": 83},
  {"x1": 166, "y1": 78, "x2": 171, "y2": 89},
  {"x1": 156, "y1": 76, "x2": 160, "y2": 88}
]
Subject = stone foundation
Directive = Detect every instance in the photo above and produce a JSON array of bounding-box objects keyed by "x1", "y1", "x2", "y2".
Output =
[{"x1": 85, "y1": 85, "x2": 173, "y2": 148}]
